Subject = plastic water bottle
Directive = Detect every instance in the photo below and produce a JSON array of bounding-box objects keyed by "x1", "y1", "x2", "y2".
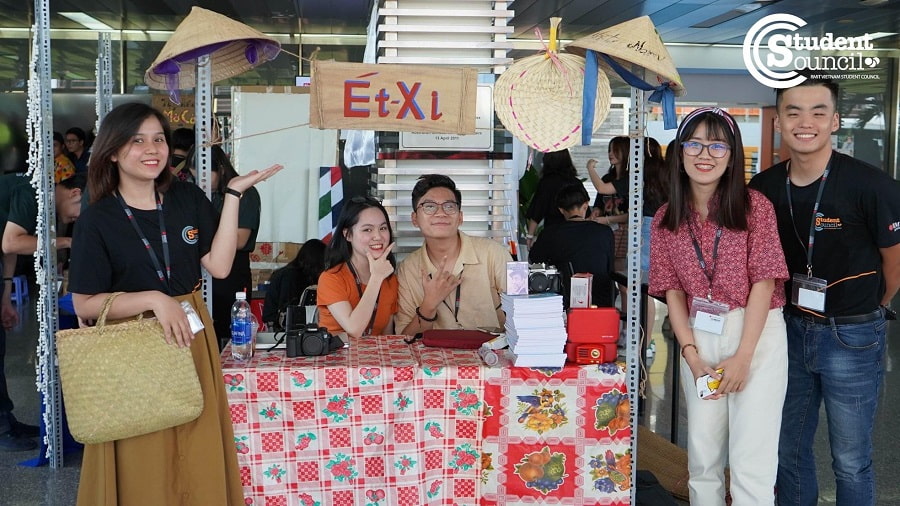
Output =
[{"x1": 231, "y1": 291, "x2": 253, "y2": 361}]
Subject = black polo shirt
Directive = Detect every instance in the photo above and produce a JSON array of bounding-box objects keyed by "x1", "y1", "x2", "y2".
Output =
[{"x1": 749, "y1": 151, "x2": 900, "y2": 316}]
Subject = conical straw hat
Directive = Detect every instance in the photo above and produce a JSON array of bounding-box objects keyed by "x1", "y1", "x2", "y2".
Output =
[
  {"x1": 144, "y1": 7, "x2": 280, "y2": 92},
  {"x1": 566, "y1": 16, "x2": 685, "y2": 97},
  {"x1": 494, "y1": 52, "x2": 612, "y2": 152}
]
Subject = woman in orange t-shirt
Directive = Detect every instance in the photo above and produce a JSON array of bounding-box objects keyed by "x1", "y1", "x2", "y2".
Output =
[{"x1": 317, "y1": 197, "x2": 399, "y2": 337}]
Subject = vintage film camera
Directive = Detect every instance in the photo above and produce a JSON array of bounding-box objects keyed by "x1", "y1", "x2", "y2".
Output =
[
  {"x1": 286, "y1": 323, "x2": 344, "y2": 357},
  {"x1": 528, "y1": 263, "x2": 562, "y2": 294}
]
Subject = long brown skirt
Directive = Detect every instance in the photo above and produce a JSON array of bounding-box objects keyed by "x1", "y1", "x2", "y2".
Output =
[{"x1": 76, "y1": 291, "x2": 243, "y2": 506}]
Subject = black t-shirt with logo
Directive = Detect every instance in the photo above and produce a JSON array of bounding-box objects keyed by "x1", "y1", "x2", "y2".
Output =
[
  {"x1": 69, "y1": 181, "x2": 217, "y2": 296},
  {"x1": 749, "y1": 151, "x2": 900, "y2": 316}
]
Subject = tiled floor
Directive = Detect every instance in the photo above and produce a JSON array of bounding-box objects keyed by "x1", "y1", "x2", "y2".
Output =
[{"x1": 1, "y1": 293, "x2": 898, "y2": 505}]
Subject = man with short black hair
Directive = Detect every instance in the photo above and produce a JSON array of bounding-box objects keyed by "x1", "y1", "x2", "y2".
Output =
[
  {"x1": 65, "y1": 127, "x2": 90, "y2": 174},
  {"x1": 396, "y1": 174, "x2": 511, "y2": 335},
  {"x1": 0, "y1": 173, "x2": 38, "y2": 451},
  {"x1": 749, "y1": 78, "x2": 900, "y2": 506},
  {"x1": 529, "y1": 183, "x2": 616, "y2": 307},
  {"x1": 0, "y1": 172, "x2": 86, "y2": 451}
]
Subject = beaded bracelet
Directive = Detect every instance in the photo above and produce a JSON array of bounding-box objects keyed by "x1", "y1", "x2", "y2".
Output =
[
  {"x1": 415, "y1": 306, "x2": 438, "y2": 323},
  {"x1": 681, "y1": 343, "x2": 698, "y2": 358}
]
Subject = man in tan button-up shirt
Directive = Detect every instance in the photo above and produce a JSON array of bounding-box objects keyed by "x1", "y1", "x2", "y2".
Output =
[{"x1": 397, "y1": 175, "x2": 510, "y2": 335}]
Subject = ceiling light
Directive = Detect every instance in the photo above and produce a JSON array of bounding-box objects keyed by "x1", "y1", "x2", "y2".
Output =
[{"x1": 59, "y1": 12, "x2": 114, "y2": 31}]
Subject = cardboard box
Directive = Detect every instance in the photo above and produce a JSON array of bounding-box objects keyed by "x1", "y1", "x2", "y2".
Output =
[
  {"x1": 250, "y1": 242, "x2": 302, "y2": 263},
  {"x1": 570, "y1": 273, "x2": 593, "y2": 308},
  {"x1": 250, "y1": 268, "x2": 275, "y2": 289}
]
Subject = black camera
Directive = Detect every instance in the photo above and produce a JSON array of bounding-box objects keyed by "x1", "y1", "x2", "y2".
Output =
[
  {"x1": 286, "y1": 323, "x2": 344, "y2": 357},
  {"x1": 528, "y1": 263, "x2": 562, "y2": 294}
]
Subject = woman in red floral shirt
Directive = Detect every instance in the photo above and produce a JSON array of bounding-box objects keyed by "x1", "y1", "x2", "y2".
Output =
[{"x1": 648, "y1": 108, "x2": 788, "y2": 505}]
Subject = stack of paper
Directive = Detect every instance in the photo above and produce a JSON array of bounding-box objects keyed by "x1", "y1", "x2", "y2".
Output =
[{"x1": 501, "y1": 292, "x2": 567, "y2": 368}]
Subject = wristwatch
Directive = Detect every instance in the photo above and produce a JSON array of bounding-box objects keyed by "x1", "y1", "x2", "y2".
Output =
[{"x1": 881, "y1": 305, "x2": 897, "y2": 320}]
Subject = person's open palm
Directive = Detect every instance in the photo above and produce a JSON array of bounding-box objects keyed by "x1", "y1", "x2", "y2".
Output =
[{"x1": 226, "y1": 164, "x2": 285, "y2": 193}]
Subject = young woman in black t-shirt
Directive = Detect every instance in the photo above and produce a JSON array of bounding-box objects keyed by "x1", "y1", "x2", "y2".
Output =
[{"x1": 68, "y1": 102, "x2": 282, "y2": 506}]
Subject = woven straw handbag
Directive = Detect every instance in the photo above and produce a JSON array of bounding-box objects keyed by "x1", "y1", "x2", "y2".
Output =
[{"x1": 56, "y1": 292, "x2": 203, "y2": 444}]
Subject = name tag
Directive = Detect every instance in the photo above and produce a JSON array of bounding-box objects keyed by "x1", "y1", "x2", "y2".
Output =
[
  {"x1": 690, "y1": 297, "x2": 729, "y2": 335},
  {"x1": 791, "y1": 274, "x2": 827, "y2": 312}
]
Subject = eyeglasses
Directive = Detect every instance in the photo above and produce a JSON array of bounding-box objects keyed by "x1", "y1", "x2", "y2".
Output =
[
  {"x1": 64, "y1": 138, "x2": 80, "y2": 144},
  {"x1": 417, "y1": 200, "x2": 460, "y2": 215},
  {"x1": 681, "y1": 141, "x2": 730, "y2": 158}
]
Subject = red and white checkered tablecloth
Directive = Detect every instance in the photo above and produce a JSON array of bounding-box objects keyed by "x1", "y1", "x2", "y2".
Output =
[
  {"x1": 222, "y1": 336, "x2": 486, "y2": 506},
  {"x1": 479, "y1": 355, "x2": 631, "y2": 505}
]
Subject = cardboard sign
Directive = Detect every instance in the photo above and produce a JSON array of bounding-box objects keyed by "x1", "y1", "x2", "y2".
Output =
[
  {"x1": 309, "y1": 60, "x2": 477, "y2": 134},
  {"x1": 152, "y1": 93, "x2": 195, "y2": 128}
]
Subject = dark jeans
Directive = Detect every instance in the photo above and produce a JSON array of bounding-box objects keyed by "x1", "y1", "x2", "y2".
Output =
[
  {"x1": 0, "y1": 325, "x2": 13, "y2": 431},
  {"x1": 777, "y1": 312, "x2": 887, "y2": 506}
]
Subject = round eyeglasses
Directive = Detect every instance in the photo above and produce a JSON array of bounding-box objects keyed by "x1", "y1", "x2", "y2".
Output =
[
  {"x1": 681, "y1": 141, "x2": 730, "y2": 158},
  {"x1": 417, "y1": 200, "x2": 460, "y2": 215}
]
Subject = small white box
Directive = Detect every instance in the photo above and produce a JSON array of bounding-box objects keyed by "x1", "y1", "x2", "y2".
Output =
[{"x1": 570, "y1": 273, "x2": 593, "y2": 308}]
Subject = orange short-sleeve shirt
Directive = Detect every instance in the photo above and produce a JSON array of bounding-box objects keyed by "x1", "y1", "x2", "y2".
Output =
[{"x1": 317, "y1": 263, "x2": 399, "y2": 335}]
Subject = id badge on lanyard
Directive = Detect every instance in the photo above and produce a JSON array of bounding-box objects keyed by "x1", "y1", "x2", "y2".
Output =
[
  {"x1": 690, "y1": 297, "x2": 729, "y2": 335},
  {"x1": 786, "y1": 159, "x2": 831, "y2": 313},
  {"x1": 791, "y1": 273, "x2": 827, "y2": 311},
  {"x1": 686, "y1": 223, "x2": 726, "y2": 334}
]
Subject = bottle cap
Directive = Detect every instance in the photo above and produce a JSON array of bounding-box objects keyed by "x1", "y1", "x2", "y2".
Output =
[{"x1": 235, "y1": 291, "x2": 247, "y2": 300}]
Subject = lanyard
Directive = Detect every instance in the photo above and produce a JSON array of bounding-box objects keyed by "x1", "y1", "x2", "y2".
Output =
[
  {"x1": 785, "y1": 158, "x2": 831, "y2": 277},
  {"x1": 346, "y1": 261, "x2": 378, "y2": 335},
  {"x1": 442, "y1": 284, "x2": 462, "y2": 324},
  {"x1": 686, "y1": 218, "x2": 722, "y2": 300},
  {"x1": 116, "y1": 191, "x2": 171, "y2": 293}
]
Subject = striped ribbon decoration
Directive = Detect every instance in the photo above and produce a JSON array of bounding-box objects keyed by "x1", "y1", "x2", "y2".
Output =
[{"x1": 318, "y1": 166, "x2": 343, "y2": 243}]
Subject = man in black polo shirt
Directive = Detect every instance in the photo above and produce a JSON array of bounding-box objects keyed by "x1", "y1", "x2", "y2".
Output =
[
  {"x1": 529, "y1": 182, "x2": 616, "y2": 307},
  {"x1": 749, "y1": 79, "x2": 900, "y2": 506},
  {"x1": 0, "y1": 173, "x2": 85, "y2": 451}
]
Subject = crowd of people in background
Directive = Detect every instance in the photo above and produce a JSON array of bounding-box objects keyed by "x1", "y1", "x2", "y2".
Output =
[{"x1": 0, "y1": 77, "x2": 897, "y2": 506}]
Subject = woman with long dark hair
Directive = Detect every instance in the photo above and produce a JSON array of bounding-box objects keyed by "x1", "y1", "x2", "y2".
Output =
[
  {"x1": 262, "y1": 238, "x2": 327, "y2": 328},
  {"x1": 648, "y1": 107, "x2": 788, "y2": 505},
  {"x1": 68, "y1": 102, "x2": 282, "y2": 505},
  {"x1": 317, "y1": 197, "x2": 398, "y2": 337},
  {"x1": 587, "y1": 136, "x2": 630, "y2": 222}
]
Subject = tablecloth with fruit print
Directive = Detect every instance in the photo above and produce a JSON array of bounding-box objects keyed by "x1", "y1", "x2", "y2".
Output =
[
  {"x1": 221, "y1": 336, "x2": 486, "y2": 506},
  {"x1": 479, "y1": 356, "x2": 631, "y2": 505}
]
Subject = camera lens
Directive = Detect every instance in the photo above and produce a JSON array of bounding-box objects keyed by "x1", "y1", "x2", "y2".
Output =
[
  {"x1": 529, "y1": 272, "x2": 550, "y2": 293},
  {"x1": 301, "y1": 331, "x2": 328, "y2": 356}
]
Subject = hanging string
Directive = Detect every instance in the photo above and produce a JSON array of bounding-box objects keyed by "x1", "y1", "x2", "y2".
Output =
[{"x1": 25, "y1": 22, "x2": 53, "y2": 455}]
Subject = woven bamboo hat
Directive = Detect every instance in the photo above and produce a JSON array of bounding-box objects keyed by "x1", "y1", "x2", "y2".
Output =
[
  {"x1": 494, "y1": 19, "x2": 612, "y2": 152},
  {"x1": 144, "y1": 7, "x2": 280, "y2": 94},
  {"x1": 566, "y1": 16, "x2": 685, "y2": 97}
]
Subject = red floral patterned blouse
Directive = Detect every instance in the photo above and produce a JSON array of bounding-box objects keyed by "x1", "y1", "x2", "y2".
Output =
[{"x1": 649, "y1": 189, "x2": 787, "y2": 310}]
